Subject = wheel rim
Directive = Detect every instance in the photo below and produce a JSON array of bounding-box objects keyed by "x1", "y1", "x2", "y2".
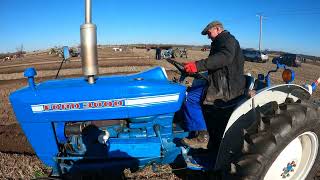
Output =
[{"x1": 264, "y1": 131, "x2": 318, "y2": 180}]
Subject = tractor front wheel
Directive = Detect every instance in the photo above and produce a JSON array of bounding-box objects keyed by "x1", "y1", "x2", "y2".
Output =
[{"x1": 226, "y1": 99, "x2": 320, "y2": 180}]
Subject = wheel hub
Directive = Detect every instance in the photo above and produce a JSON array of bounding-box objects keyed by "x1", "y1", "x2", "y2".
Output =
[
  {"x1": 280, "y1": 161, "x2": 296, "y2": 178},
  {"x1": 264, "y1": 131, "x2": 318, "y2": 180}
]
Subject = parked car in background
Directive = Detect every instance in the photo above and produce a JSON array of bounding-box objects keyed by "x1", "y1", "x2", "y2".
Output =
[
  {"x1": 242, "y1": 49, "x2": 269, "y2": 63},
  {"x1": 272, "y1": 53, "x2": 303, "y2": 67}
]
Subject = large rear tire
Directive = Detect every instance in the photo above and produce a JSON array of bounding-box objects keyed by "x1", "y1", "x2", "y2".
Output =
[{"x1": 225, "y1": 99, "x2": 320, "y2": 180}]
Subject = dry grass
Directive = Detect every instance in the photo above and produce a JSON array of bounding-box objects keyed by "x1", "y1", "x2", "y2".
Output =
[{"x1": 0, "y1": 152, "x2": 50, "y2": 179}]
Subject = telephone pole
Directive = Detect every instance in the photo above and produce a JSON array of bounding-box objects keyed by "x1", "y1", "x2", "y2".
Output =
[{"x1": 256, "y1": 14, "x2": 265, "y2": 52}]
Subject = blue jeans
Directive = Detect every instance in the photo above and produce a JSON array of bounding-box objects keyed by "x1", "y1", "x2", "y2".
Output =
[{"x1": 182, "y1": 84, "x2": 207, "y2": 131}]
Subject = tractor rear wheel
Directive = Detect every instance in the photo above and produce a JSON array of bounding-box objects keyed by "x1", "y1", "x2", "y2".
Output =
[{"x1": 226, "y1": 99, "x2": 320, "y2": 180}]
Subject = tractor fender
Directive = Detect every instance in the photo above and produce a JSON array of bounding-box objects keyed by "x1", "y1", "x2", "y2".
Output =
[
  {"x1": 224, "y1": 84, "x2": 311, "y2": 137},
  {"x1": 214, "y1": 84, "x2": 311, "y2": 171}
]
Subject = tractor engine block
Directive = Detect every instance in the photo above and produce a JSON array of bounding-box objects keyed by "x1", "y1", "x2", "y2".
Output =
[{"x1": 53, "y1": 114, "x2": 175, "y2": 159}]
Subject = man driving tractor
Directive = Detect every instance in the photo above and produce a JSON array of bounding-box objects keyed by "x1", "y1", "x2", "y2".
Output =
[{"x1": 181, "y1": 21, "x2": 246, "y2": 149}]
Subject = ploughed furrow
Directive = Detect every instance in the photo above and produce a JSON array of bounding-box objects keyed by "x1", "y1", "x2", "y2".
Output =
[
  {"x1": 0, "y1": 57, "x2": 150, "y2": 74},
  {"x1": 0, "y1": 124, "x2": 34, "y2": 154}
]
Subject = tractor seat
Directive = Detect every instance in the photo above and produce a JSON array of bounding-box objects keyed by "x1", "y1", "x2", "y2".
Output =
[{"x1": 210, "y1": 75, "x2": 255, "y2": 109}]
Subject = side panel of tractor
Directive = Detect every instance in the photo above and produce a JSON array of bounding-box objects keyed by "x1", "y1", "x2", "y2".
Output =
[{"x1": 9, "y1": 67, "x2": 187, "y2": 173}]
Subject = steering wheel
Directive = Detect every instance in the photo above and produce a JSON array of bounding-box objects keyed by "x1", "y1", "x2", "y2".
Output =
[{"x1": 165, "y1": 58, "x2": 208, "y2": 83}]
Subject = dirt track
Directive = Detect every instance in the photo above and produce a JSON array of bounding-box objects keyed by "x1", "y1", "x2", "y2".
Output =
[{"x1": 1, "y1": 47, "x2": 320, "y2": 179}]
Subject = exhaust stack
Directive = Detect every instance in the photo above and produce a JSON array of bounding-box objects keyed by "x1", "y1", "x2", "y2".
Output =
[{"x1": 81, "y1": 0, "x2": 98, "y2": 84}]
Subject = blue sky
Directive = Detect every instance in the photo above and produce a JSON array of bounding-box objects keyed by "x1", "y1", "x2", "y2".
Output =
[{"x1": 1, "y1": 0, "x2": 320, "y2": 56}]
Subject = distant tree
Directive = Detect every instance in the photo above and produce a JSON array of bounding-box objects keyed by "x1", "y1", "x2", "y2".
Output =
[
  {"x1": 16, "y1": 44, "x2": 23, "y2": 53},
  {"x1": 14, "y1": 44, "x2": 25, "y2": 58}
]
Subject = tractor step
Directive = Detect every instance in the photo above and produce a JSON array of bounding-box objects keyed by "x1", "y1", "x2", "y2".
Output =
[{"x1": 181, "y1": 147, "x2": 212, "y2": 171}]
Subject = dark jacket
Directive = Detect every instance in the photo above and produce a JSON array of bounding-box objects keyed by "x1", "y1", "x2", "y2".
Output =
[{"x1": 195, "y1": 30, "x2": 246, "y2": 104}]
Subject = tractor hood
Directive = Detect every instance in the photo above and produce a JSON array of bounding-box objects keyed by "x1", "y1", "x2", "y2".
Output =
[{"x1": 10, "y1": 66, "x2": 186, "y2": 123}]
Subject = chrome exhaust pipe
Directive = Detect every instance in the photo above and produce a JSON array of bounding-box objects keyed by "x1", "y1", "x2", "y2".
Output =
[{"x1": 81, "y1": 0, "x2": 98, "y2": 84}]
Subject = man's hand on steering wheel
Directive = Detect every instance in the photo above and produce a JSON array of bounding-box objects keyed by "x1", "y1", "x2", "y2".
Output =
[
  {"x1": 165, "y1": 58, "x2": 208, "y2": 82},
  {"x1": 183, "y1": 61, "x2": 198, "y2": 74},
  {"x1": 183, "y1": 61, "x2": 209, "y2": 81}
]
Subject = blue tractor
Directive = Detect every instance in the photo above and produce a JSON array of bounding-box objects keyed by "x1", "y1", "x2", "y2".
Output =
[{"x1": 9, "y1": 0, "x2": 320, "y2": 179}]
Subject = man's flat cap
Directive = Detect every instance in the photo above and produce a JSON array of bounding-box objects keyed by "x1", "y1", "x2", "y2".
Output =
[{"x1": 201, "y1": 21, "x2": 223, "y2": 35}]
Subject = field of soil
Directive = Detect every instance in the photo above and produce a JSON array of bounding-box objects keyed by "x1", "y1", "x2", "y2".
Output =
[{"x1": 0, "y1": 47, "x2": 320, "y2": 179}]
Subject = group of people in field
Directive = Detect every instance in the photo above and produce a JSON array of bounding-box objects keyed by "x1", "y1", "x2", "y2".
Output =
[{"x1": 155, "y1": 47, "x2": 188, "y2": 60}]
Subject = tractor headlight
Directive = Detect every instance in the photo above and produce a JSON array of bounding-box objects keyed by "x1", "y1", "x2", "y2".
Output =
[{"x1": 282, "y1": 69, "x2": 295, "y2": 83}]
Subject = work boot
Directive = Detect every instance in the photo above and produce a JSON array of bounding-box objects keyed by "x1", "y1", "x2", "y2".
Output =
[{"x1": 181, "y1": 130, "x2": 209, "y2": 149}]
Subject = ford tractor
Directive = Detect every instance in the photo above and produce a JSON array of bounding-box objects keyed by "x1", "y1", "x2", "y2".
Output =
[{"x1": 9, "y1": 0, "x2": 320, "y2": 179}]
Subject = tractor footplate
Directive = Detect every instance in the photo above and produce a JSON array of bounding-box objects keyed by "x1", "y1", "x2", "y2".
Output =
[{"x1": 181, "y1": 147, "x2": 207, "y2": 171}]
